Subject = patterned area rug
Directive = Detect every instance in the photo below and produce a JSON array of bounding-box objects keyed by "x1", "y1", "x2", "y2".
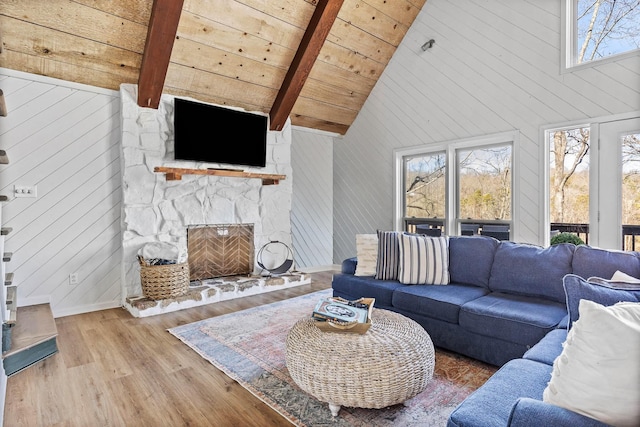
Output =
[{"x1": 168, "y1": 289, "x2": 497, "y2": 426}]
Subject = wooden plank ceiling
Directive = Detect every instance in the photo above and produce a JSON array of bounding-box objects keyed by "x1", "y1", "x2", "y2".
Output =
[{"x1": 0, "y1": 0, "x2": 426, "y2": 135}]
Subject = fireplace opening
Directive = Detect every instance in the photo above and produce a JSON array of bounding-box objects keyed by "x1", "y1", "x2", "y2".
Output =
[{"x1": 187, "y1": 224, "x2": 254, "y2": 281}]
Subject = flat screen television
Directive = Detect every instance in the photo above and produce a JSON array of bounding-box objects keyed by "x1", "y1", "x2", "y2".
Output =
[{"x1": 174, "y1": 98, "x2": 268, "y2": 167}]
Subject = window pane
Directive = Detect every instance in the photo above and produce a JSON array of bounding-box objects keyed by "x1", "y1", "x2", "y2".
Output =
[
  {"x1": 622, "y1": 133, "x2": 640, "y2": 250},
  {"x1": 549, "y1": 128, "x2": 590, "y2": 242},
  {"x1": 576, "y1": 0, "x2": 640, "y2": 63},
  {"x1": 405, "y1": 153, "x2": 445, "y2": 219},
  {"x1": 458, "y1": 146, "x2": 511, "y2": 221}
]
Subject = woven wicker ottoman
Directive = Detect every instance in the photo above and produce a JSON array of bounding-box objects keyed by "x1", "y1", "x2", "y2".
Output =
[{"x1": 285, "y1": 308, "x2": 435, "y2": 416}]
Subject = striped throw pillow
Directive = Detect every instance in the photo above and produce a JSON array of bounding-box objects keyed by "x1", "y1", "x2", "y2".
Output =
[
  {"x1": 375, "y1": 230, "x2": 401, "y2": 280},
  {"x1": 398, "y1": 234, "x2": 450, "y2": 285}
]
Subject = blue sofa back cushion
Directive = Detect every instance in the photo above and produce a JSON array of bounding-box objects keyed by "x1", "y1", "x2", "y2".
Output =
[
  {"x1": 563, "y1": 274, "x2": 640, "y2": 329},
  {"x1": 571, "y1": 245, "x2": 640, "y2": 279},
  {"x1": 489, "y1": 242, "x2": 574, "y2": 303},
  {"x1": 449, "y1": 236, "x2": 500, "y2": 288},
  {"x1": 342, "y1": 257, "x2": 357, "y2": 275}
]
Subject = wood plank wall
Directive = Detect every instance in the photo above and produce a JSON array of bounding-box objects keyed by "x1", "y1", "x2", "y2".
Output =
[
  {"x1": 291, "y1": 128, "x2": 334, "y2": 269},
  {"x1": 332, "y1": 0, "x2": 640, "y2": 262},
  {"x1": 0, "y1": 69, "x2": 122, "y2": 317}
]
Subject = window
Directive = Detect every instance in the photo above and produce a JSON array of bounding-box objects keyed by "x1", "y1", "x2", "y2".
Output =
[
  {"x1": 565, "y1": 0, "x2": 640, "y2": 68},
  {"x1": 545, "y1": 117, "x2": 640, "y2": 250},
  {"x1": 404, "y1": 152, "x2": 446, "y2": 232},
  {"x1": 548, "y1": 126, "x2": 591, "y2": 243},
  {"x1": 457, "y1": 145, "x2": 512, "y2": 222},
  {"x1": 622, "y1": 132, "x2": 640, "y2": 250},
  {"x1": 395, "y1": 132, "x2": 516, "y2": 239}
]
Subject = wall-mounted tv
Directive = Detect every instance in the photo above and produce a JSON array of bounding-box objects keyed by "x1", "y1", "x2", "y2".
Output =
[{"x1": 174, "y1": 98, "x2": 268, "y2": 168}]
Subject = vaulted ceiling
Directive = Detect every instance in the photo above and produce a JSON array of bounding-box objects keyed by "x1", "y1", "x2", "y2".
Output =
[{"x1": 0, "y1": 0, "x2": 426, "y2": 134}]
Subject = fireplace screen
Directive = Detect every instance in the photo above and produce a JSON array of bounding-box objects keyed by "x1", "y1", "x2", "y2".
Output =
[{"x1": 187, "y1": 224, "x2": 254, "y2": 280}]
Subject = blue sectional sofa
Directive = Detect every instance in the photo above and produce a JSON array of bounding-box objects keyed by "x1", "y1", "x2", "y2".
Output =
[{"x1": 332, "y1": 236, "x2": 640, "y2": 427}]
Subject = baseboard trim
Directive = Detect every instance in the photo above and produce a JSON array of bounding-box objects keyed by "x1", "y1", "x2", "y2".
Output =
[
  {"x1": 52, "y1": 301, "x2": 122, "y2": 318},
  {"x1": 298, "y1": 264, "x2": 340, "y2": 273}
]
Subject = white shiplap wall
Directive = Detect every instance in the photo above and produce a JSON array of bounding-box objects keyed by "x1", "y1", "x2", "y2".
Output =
[
  {"x1": 333, "y1": 0, "x2": 640, "y2": 262},
  {"x1": 0, "y1": 68, "x2": 122, "y2": 317},
  {"x1": 291, "y1": 127, "x2": 334, "y2": 270}
]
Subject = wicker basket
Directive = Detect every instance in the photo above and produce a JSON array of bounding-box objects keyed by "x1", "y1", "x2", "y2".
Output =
[{"x1": 138, "y1": 257, "x2": 190, "y2": 300}]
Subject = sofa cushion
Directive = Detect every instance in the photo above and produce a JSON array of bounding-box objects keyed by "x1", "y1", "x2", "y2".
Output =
[
  {"x1": 571, "y1": 245, "x2": 640, "y2": 280},
  {"x1": 447, "y1": 358, "x2": 553, "y2": 427},
  {"x1": 522, "y1": 328, "x2": 567, "y2": 366},
  {"x1": 374, "y1": 230, "x2": 401, "y2": 280},
  {"x1": 392, "y1": 283, "x2": 488, "y2": 324},
  {"x1": 556, "y1": 313, "x2": 569, "y2": 329},
  {"x1": 543, "y1": 300, "x2": 640, "y2": 427},
  {"x1": 489, "y1": 242, "x2": 574, "y2": 303},
  {"x1": 449, "y1": 236, "x2": 499, "y2": 288},
  {"x1": 331, "y1": 273, "x2": 404, "y2": 308},
  {"x1": 508, "y1": 398, "x2": 611, "y2": 427},
  {"x1": 398, "y1": 233, "x2": 449, "y2": 285},
  {"x1": 459, "y1": 293, "x2": 567, "y2": 346},
  {"x1": 354, "y1": 234, "x2": 378, "y2": 276},
  {"x1": 341, "y1": 257, "x2": 357, "y2": 275},
  {"x1": 563, "y1": 274, "x2": 640, "y2": 329}
]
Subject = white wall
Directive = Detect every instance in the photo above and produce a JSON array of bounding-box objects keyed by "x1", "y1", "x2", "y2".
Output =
[
  {"x1": 0, "y1": 68, "x2": 122, "y2": 317},
  {"x1": 291, "y1": 127, "x2": 334, "y2": 270},
  {"x1": 333, "y1": 0, "x2": 640, "y2": 262}
]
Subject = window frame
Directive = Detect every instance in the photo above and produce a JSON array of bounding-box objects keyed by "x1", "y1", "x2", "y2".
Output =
[
  {"x1": 540, "y1": 111, "x2": 640, "y2": 248},
  {"x1": 394, "y1": 131, "x2": 519, "y2": 237},
  {"x1": 541, "y1": 121, "x2": 593, "y2": 247}
]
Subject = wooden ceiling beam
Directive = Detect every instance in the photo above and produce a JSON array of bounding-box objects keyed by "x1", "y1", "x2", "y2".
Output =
[
  {"x1": 269, "y1": 0, "x2": 344, "y2": 131},
  {"x1": 137, "y1": 0, "x2": 184, "y2": 109}
]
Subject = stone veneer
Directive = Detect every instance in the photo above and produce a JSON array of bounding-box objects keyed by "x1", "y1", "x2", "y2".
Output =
[
  {"x1": 124, "y1": 273, "x2": 310, "y2": 318},
  {"x1": 120, "y1": 84, "x2": 303, "y2": 315}
]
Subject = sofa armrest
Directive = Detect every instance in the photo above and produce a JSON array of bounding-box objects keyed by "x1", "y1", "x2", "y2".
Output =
[
  {"x1": 342, "y1": 257, "x2": 358, "y2": 275},
  {"x1": 508, "y1": 398, "x2": 611, "y2": 427}
]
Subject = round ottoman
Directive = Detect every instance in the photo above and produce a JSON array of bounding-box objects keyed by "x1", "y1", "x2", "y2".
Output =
[{"x1": 285, "y1": 308, "x2": 435, "y2": 416}]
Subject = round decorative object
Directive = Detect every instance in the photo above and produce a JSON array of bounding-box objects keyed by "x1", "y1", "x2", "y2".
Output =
[
  {"x1": 285, "y1": 308, "x2": 435, "y2": 416},
  {"x1": 257, "y1": 241, "x2": 293, "y2": 275}
]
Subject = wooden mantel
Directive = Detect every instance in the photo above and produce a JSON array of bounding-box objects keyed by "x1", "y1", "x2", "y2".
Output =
[{"x1": 154, "y1": 167, "x2": 286, "y2": 185}]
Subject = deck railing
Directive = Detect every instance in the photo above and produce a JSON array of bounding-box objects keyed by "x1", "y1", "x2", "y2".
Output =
[{"x1": 403, "y1": 218, "x2": 640, "y2": 251}]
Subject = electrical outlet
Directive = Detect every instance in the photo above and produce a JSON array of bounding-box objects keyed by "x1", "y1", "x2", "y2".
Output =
[
  {"x1": 69, "y1": 273, "x2": 79, "y2": 285},
  {"x1": 14, "y1": 185, "x2": 37, "y2": 198}
]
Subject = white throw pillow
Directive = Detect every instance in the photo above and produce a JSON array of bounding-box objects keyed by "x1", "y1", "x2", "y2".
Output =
[
  {"x1": 611, "y1": 270, "x2": 640, "y2": 283},
  {"x1": 354, "y1": 234, "x2": 378, "y2": 276},
  {"x1": 543, "y1": 299, "x2": 640, "y2": 426},
  {"x1": 398, "y1": 234, "x2": 449, "y2": 285}
]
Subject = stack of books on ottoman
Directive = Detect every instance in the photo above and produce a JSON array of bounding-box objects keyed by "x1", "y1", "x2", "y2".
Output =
[{"x1": 312, "y1": 297, "x2": 375, "y2": 334}]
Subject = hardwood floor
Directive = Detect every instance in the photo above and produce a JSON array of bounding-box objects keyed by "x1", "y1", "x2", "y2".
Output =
[{"x1": 4, "y1": 271, "x2": 334, "y2": 427}]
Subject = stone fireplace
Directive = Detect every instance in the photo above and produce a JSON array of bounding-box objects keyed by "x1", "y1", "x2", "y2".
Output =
[{"x1": 119, "y1": 84, "x2": 309, "y2": 317}]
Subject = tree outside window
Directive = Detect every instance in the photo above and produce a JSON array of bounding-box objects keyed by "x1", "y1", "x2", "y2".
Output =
[
  {"x1": 549, "y1": 128, "x2": 590, "y2": 224},
  {"x1": 576, "y1": 0, "x2": 640, "y2": 64},
  {"x1": 405, "y1": 153, "x2": 446, "y2": 219},
  {"x1": 457, "y1": 146, "x2": 512, "y2": 221}
]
